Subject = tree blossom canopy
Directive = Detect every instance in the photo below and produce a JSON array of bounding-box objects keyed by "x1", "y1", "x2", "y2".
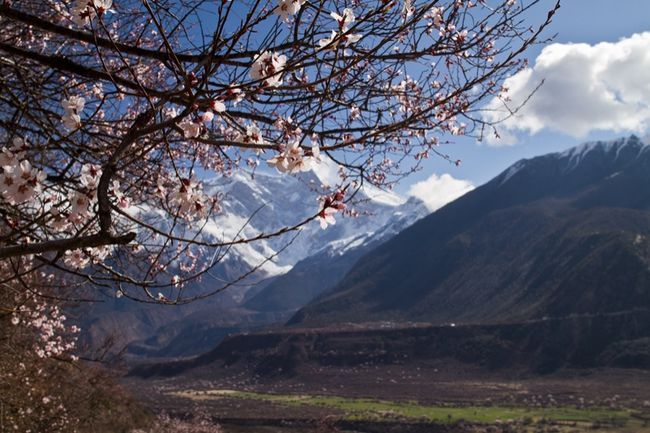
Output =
[{"x1": 0, "y1": 0, "x2": 559, "y2": 302}]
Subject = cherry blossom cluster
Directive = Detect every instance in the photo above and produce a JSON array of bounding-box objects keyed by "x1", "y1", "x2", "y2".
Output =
[
  {"x1": 319, "y1": 8, "x2": 363, "y2": 49},
  {"x1": 168, "y1": 177, "x2": 212, "y2": 221},
  {"x1": 71, "y1": 0, "x2": 113, "y2": 27},
  {"x1": 316, "y1": 190, "x2": 346, "y2": 229},
  {"x1": 0, "y1": 138, "x2": 46, "y2": 205},
  {"x1": 180, "y1": 118, "x2": 203, "y2": 139},
  {"x1": 49, "y1": 163, "x2": 115, "y2": 233},
  {"x1": 64, "y1": 244, "x2": 114, "y2": 269},
  {"x1": 250, "y1": 51, "x2": 287, "y2": 88},
  {"x1": 424, "y1": 6, "x2": 445, "y2": 34},
  {"x1": 1, "y1": 271, "x2": 82, "y2": 431},
  {"x1": 268, "y1": 141, "x2": 321, "y2": 174},
  {"x1": 266, "y1": 118, "x2": 321, "y2": 173},
  {"x1": 0, "y1": 0, "x2": 558, "y2": 299},
  {"x1": 12, "y1": 299, "x2": 79, "y2": 360},
  {"x1": 275, "y1": 0, "x2": 307, "y2": 21},
  {"x1": 61, "y1": 95, "x2": 85, "y2": 130},
  {"x1": 392, "y1": 76, "x2": 422, "y2": 114}
]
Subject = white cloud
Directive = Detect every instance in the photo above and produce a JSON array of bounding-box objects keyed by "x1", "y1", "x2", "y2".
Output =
[
  {"x1": 484, "y1": 32, "x2": 650, "y2": 145},
  {"x1": 408, "y1": 173, "x2": 474, "y2": 212}
]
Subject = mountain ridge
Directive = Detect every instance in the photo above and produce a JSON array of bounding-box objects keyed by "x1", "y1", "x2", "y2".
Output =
[{"x1": 288, "y1": 135, "x2": 650, "y2": 327}]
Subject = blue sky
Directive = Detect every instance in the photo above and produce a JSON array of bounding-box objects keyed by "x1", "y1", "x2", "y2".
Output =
[{"x1": 402, "y1": 0, "x2": 650, "y2": 204}]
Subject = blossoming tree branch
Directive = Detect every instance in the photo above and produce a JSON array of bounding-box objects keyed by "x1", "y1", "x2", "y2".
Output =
[{"x1": 0, "y1": 0, "x2": 558, "y2": 302}]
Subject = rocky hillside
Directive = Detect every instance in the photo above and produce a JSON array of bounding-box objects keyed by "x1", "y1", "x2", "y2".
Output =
[{"x1": 131, "y1": 309, "x2": 650, "y2": 378}]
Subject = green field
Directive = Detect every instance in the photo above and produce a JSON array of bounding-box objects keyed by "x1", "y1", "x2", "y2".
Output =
[{"x1": 171, "y1": 389, "x2": 650, "y2": 431}]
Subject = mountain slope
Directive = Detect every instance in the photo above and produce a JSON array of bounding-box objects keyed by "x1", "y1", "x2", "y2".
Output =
[
  {"x1": 244, "y1": 197, "x2": 427, "y2": 312},
  {"x1": 289, "y1": 136, "x2": 650, "y2": 327}
]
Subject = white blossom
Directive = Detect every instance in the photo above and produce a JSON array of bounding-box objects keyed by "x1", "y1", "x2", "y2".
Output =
[
  {"x1": 180, "y1": 120, "x2": 201, "y2": 138},
  {"x1": 320, "y1": 9, "x2": 363, "y2": 49},
  {"x1": 275, "y1": 0, "x2": 306, "y2": 21},
  {"x1": 61, "y1": 96, "x2": 85, "y2": 114},
  {"x1": 80, "y1": 164, "x2": 101, "y2": 189},
  {"x1": 62, "y1": 112, "x2": 81, "y2": 130},
  {"x1": 350, "y1": 105, "x2": 361, "y2": 120},
  {"x1": 250, "y1": 51, "x2": 287, "y2": 88},
  {"x1": 111, "y1": 180, "x2": 130, "y2": 209},
  {"x1": 210, "y1": 100, "x2": 226, "y2": 113},
  {"x1": 64, "y1": 249, "x2": 90, "y2": 269},
  {"x1": 331, "y1": 8, "x2": 356, "y2": 32},
  {"x1": 68, "y1": 191, "x2": 93, "y2": 223},
  {"x1": 201, "y1": 111, "x2": 215, "y2": 123},
  {"x1": 169, "y1": 177, "x2": 209, "y2": 220},
  {"x1": 316, "y1": 207, "x2": 337, "y2": 229},
  {"x1": 71, "y1": 0, "x2": 114, "y2": 26},
  {"x1": 61, "y1": 96, "x2": 85, "y2": 130},
  {"x1": 319, "y1": 31, "x2": 339, "y2": 50},
  {"x1": 403, "y1": 0, "x2": 415, "y2": 20}
]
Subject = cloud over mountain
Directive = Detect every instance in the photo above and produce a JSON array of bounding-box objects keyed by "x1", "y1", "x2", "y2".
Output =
[
  {"x1": 408, "y1": 173, "x2": 474, "y2": 212},
  {"x1": 484, "y1": 32, "x2": 650, "y2": 145}
]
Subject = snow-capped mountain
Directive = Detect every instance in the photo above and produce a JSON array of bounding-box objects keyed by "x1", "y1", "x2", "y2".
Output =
[
  {"x1": 79, "y1": 164, "x2": 430, "y2": 358},
  {"x1": 244, "y1": 194, "x2": 428, "y2": 313},
  {"x1": 499, "y1": 135, "x2": 650, "y2": 186},
  {"x1": 192, "y1": 165, "x2": 429, "y2": 299},
  {"x1": 289, "y1": 135, "x2": 650, "y2": 327}
]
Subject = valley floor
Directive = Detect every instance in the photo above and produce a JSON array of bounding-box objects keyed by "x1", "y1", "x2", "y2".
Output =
[{"x1": 126, "y1": 363, "x2": 650, "y2": 433}]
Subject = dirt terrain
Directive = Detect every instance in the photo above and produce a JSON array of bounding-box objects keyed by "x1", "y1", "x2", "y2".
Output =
[
  {"x1": 124, "y1": 313, "x2": 650, "y2": 432},
  {"x1": 127, "y1": 361, "x2": 650, "y2": 433}
]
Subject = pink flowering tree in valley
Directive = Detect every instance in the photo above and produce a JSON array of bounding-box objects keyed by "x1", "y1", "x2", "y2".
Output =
[{"x1": 0, "y1": 0, "x2": 559, "y2": 429}]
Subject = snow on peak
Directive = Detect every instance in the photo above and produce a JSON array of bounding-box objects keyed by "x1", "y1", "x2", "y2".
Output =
[
  {"x1": 642, "y1": 134, "x2": 650, "y2": 148},
  {"x1": 307, "y1": 159, "x2": 405, "y2": 206},
  {"x1": 360, "y1": 183, "x2": 406, "y2": 207},
  {"x1": 560, "y1": 137, "x2": 625, "y2": 159},
  {"x1": 310, "y1": 158, "x2": 342, "y2": 188},
  {"x1": 166, "y1": 168, "x2": 429, "y2": 290},
  {"x1": 559, "y1": 136, "x2": 648, "y2": 172},
  {"x1": 498, "y1": 159, "x2": 527, "y2": 186},
  {"x1": 497, "y1": 136, "x2": 649, "y2": 188}
]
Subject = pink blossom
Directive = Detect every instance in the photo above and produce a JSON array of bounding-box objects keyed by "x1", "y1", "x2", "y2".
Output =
[
  {"x1": 1, "y1": 160, "x2": 46, "y2": 205},
  {"x1": 169, "y1": 177, "x2": 210, "y2": 221},
  {"x1": 236, "y1": 123, "x2": 265, "y2": 145}
]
